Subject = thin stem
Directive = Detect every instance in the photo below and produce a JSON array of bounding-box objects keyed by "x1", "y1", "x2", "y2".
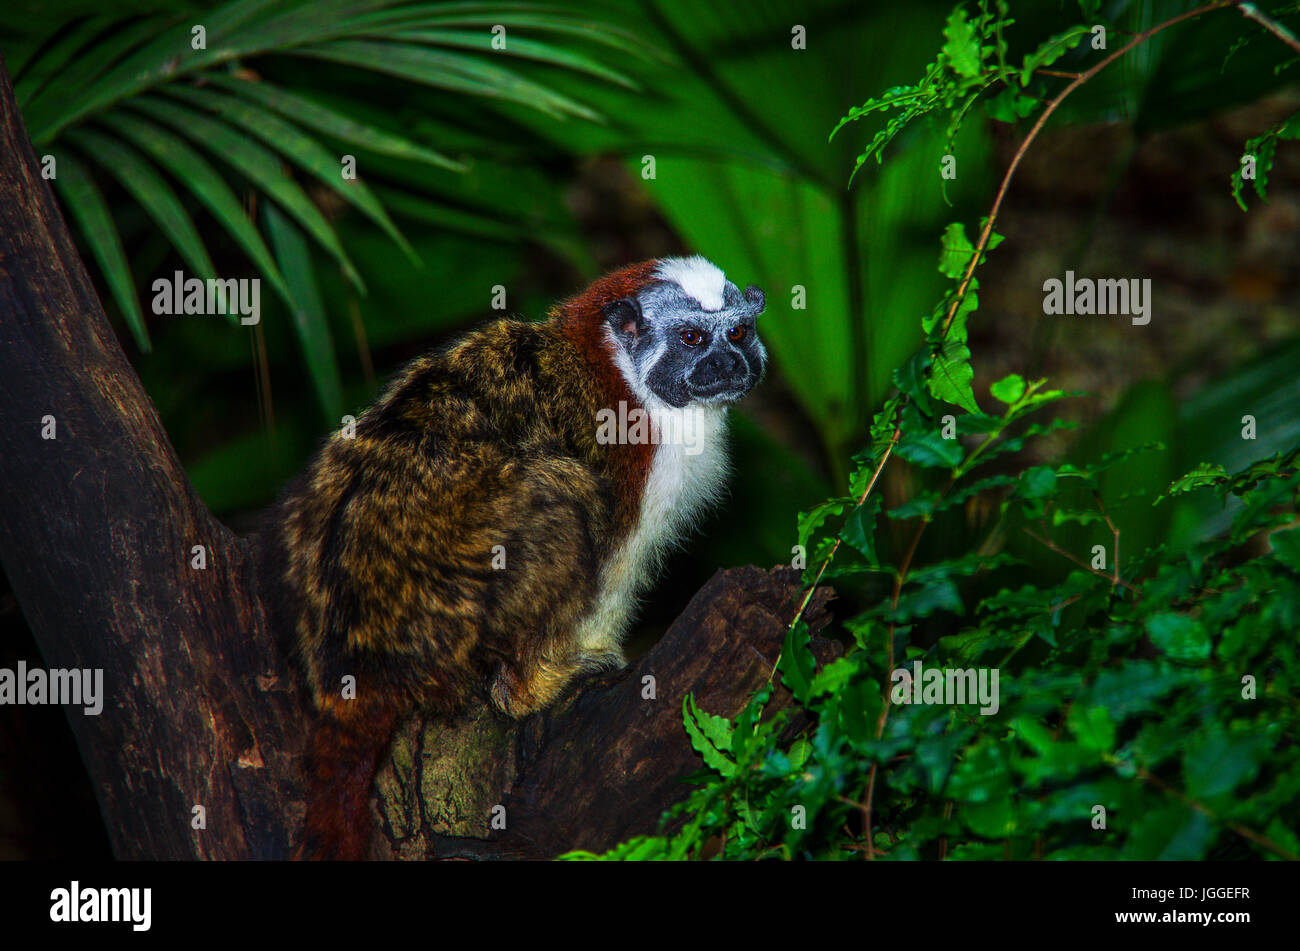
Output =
[
  {"x1": 941, "y1": 0, "x2": 1236, "y2": 338},
  {"x1": 769, "y1": 425, "x2": 901, "y2": 682},
  {"x1": 1127, "y1": 761, "x2": 1299, "y2": 860},
  {"x1": 1092, "y1": 490, "x2": 1122, "y2": 587},
  {"x1": 1023, "y1": 526, "x2": 1141, "y2": 592},
  {"x1": 1238, "y1": 1, "x2": 1300, "y2": 55}
]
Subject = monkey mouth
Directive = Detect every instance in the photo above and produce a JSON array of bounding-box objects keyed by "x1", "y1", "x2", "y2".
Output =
[{"x1": 686, "y1": 378, "x2": 752, "y2": 403}]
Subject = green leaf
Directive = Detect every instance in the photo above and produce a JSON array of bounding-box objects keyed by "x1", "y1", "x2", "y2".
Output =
[
  {"x1": 797, "y1": 498, "x2": 848, "y2": 551},
  {"x1": 208, "y1": 73, "x2": 463, "y2": 171},
  {"x1": 938, "y1": 221, "x2": 975, "y2": 279},
  {"x1": 263, "y1": 204, "x2": 345, "y2": 424},
  {"x1": 298, "y1": 40, "x2": 601, "y2": 122},
  {"x1": 1020, "y1": 25, "x2": 1090, "y2": 86},
  {"x1": 1184, "y1": 730, "x2": 1269, "y2": 800},
  {"x1": 1145, "y1": 613, "x2": 1211, "y2": 663},
  {"x1": 51, "y1": 152, "x2": 149, "y2": 350},
  {"x1": 1155, "y1": 462, "x2": 1228, "y2": 505},
  {"x1": 1125, "y1": 804, "x2": 1214, "y2": 861},
  {"x1": 1068, "y1": 705, "x2": 1115, "y2": 753},
  {"x1": 990, "y1": 373, "x2": 1026, "y2": 405},
  {"x1": 882, "y1": 578, "x2": 963, "y2": 621},
  {"x1": 943, "y1": 7, "x2": 983, "y2": 79},
  {"x1": 809, "y1": 656, "x2": 856, "y2": 698},
  {"x1": 1232, "y1": 109, "x2": 1300, "y2": 209},
  {"x1": 777, "y1": 621, "x2": 816, "y2": 705},
  {"x1": 842, "y1": 496, "x2": 881, "y2": 561},
  {"x1": 928, "y1": 338, "x2": 979, "y2": 413},
  {"x1": 889, "y1": 491, "x2": 941, "y2": 520},
  {"x1": 683, "y1": 693, "x2": 736, "y2": 777},
  {"x1": 893, "y1": 349, "x2": 934, "y2": 415},
  {"x1": 67, "y1": 127, "x2": 217, "y2": 285},
  {"x1": 1086, "y1": 662, "x2": 1191, "y2": 721},
  {"x1": 1018, "y1": 466, "x2": 1059, "y2": 499},
  {"x1": 897, "y1": 420, "x2": 964, "y2": 469},
  {"x1": 393, "y1": 28, "x2": 641, "y2": 90},
  {"x1": 67, "y1": 126, "x2": 218, "y2": 289},
  {"x1": 131, "y1": 95, "x2": 364, "y2": 292},
  {"x1": 1271, "y1": 527, "x2": 1300, "y2": 572},
  {"x1": 685, "y1": 693, "x2": 734, "y2": 753},
  {"x1": 336, "y1": 5, "x2": 663, "y2": 64},
  {"x1": 163, "y1": 84, "x2": 417, "y2": 264},
  {"x1": 983, "y1": 87, "x2": 1037, "y2": 122},
  {"x1": 99, "y1": 111, "x2": 291, "y2": 306}
]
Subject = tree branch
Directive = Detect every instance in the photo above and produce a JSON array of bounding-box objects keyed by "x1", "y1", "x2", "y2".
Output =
[{"x1": 0, "y1": 51, "x2": 840, "y2": 861}]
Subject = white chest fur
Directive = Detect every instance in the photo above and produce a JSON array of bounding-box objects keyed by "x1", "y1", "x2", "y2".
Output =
[{"x1": 574, "y1": 400, "x2": 730, "y2": 659}]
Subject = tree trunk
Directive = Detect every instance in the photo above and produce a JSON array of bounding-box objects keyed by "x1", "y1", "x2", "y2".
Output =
[{"x1": 0, "y1": 52, "x2": 836, "y2": 860}]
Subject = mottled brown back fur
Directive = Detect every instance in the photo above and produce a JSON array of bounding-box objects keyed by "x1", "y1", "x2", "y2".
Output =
[{"x1": 258, "y1": 263, "x2": 663, "y2": 859}]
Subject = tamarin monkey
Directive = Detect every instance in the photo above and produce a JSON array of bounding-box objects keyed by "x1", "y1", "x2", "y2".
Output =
[{"x1": 259, "y1": 256, "x2": 767, "y2": 859}]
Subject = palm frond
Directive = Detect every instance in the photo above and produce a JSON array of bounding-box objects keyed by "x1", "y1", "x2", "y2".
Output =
[
  {"x1": 50, "y1": 152, "x2": 150, "y2": 351},
  {"x1": 17, "y1": 0, "x2": 658, "y2": 419}
]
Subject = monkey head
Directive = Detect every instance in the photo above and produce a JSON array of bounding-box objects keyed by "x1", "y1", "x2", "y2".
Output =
[{"x1": 602, "y1": 256, "x2": 767, "y2": 409}]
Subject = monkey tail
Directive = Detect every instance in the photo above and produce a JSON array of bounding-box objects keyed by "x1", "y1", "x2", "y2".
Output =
[{"x1": 298, "y1": 696, "x2": 401, "y2": 861}]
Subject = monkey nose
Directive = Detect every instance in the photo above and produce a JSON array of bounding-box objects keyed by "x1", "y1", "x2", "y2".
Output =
[{"x1": 692, "y1": 350, "x2": 745, "y2": 388}]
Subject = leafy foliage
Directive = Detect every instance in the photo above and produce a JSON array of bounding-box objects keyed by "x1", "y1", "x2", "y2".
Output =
[
  {"x1": 571, "y1": 0, "x2": 1300, "y2": 863},
  {"x1": 571, "y1": 372, "x2": 1300, "y2": 861},
  {"x1": 829, "y1": 0, "x2": 1089, "y2": 180},
  {"x1": 1232, "y1": 108, "x2": 1300, "y2": 209},
  {"x1": 12, "y1": 0, "x2": 653, "y2": 416}
]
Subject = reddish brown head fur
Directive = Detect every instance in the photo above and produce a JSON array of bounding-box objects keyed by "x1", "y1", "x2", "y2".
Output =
[{"x1": 552, "y1": 261, "x2": 660, "y2": 531}]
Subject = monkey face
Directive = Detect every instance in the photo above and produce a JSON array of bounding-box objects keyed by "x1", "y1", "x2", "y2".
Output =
[{"x1": 603, "y1": 263, "x2": 767, "y2": 410}]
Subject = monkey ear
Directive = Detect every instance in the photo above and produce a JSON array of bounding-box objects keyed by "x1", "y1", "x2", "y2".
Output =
[
  {"x1": 743, "y1": 284, "x2": 766, "y2": 314},
  {"x1": 602, "y1": 297, "x2": 643, "y2": 338}
]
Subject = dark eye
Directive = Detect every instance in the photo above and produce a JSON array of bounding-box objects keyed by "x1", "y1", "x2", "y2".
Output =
[
  {"x1": 727, "y1": 325, "x2": 746, "y2": 343},
  {"x1": 680, "y1": 329, "x2": 705, "y2": 346}
]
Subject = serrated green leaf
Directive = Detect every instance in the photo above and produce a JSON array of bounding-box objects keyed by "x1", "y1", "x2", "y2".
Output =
[
  {"x1": 797, "y1": 498, "x2": 848, "y2": 551},
  {"x1": 943, "y1": 7, "x2": 983, "y2": 79},
  {"x1": 1020, "y1": 25, "x2": 1089, "y2": 86},
  {"x1": 938, "y1": 221, "x2": 976, "y2": 280},
  {"x1": 683, "y1": 693, "x2": 736, "y2": 777},
  {"x1": 897, "y1": 423, "x2": 964, "y2": 469},
  {"x1": 809, "y1": 657, "x2": 856, "y2": 698},
  {"x1": 928, "y1": 338, "x2": 979, "y2": 413}
]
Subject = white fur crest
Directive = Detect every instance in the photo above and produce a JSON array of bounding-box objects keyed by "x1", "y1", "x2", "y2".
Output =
[{"x1": 654, "y1": 255, "x2": 727, "y2": 312}]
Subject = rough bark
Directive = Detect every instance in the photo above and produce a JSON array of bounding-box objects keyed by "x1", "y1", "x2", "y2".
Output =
[
  {"x1": 0, "y1": 51, "x2": 837, "y2": 860},
  {"x1": 371, "y1": 566, "x2": 837, "y2": 859},
  {"x1": 0, "y1": 51, "x2": 308, "y2": 860}
]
